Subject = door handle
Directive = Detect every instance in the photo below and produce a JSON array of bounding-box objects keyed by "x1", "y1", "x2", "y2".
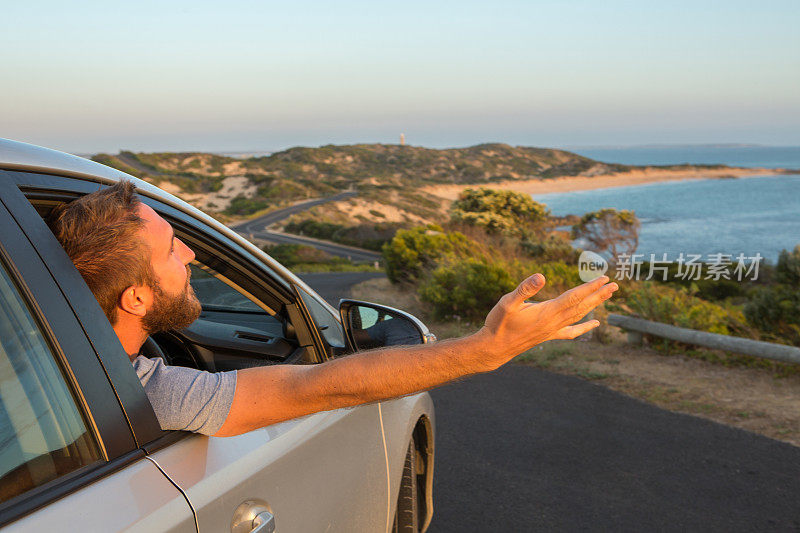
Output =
[
  {"x1": 251, "y1": 510, "x2": 276, "y2": 533},
  {"x1": 232, "y1": 500, "x2": 276, "y2": 533}
]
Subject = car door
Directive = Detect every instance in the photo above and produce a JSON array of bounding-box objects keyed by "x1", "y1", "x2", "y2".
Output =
[
  {"x1": 0, "y1": 181, "x2": 195, "y2": 532},
  {"x1": 131, "y1": 199, "x2": 390, "y2": 533},
  {"x1": 7, "y1": 171, "x2": 390, "y2": 532},
  {"x1": 146, "y1": 204, "x2": 387, "y2": 532}
]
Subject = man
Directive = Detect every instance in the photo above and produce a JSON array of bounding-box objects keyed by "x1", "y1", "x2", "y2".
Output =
[{"x1": 48, "y1": 180, "x2": 618, "y2": 438}]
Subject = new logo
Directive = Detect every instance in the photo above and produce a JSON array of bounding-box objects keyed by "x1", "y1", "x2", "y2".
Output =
[{"x1": 578, "y1": 251, "x2": 608, "y2": 282}]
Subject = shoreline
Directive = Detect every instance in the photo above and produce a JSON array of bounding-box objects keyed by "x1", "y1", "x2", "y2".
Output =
[{"x1": 422, "y1": 167, "x2": 790, "y2": 201}]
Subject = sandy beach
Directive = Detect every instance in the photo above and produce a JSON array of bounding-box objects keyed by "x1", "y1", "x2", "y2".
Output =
[{"x1": 422, "y1": 166, "x2": 787, "y2": 201}]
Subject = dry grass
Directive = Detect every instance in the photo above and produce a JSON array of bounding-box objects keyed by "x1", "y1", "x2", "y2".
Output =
[{"x1": 350, "y1": 276, "x2": 800, "y2": 448}]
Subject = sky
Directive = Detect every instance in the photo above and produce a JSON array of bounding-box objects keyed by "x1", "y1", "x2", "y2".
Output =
[{"x1": 2, "y1": 0, "x2": 799, "y2": 154}]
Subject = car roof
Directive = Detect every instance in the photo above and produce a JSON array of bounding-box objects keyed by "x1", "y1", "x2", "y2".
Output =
[{"x1": 0, "y1": 138, "x2": 328, "y2": 305}]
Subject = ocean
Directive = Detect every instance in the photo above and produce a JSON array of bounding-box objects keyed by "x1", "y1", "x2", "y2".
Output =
[
  {"x1": 567, "y1": 145, "x2": 800, "y2": 169},
  {"x1": 533, "y1": 146, "x2": 800, "y2": 263}
]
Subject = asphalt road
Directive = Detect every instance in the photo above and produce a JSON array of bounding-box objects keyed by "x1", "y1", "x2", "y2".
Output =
[
  {"x1": 230, "y1": 191, "x2": 382, "y2": 262},
  {"x1": 254, "y1": 231, "x2": 381, "y2": 263},
  {"x1": 297, "y1": 271, "x2": 386, "y2": 304},
  {"x1": 427, "y1": 365, "x2": 800, "y2": 532},
  {"x1": 231, "y1": 191, "x2": 357, "y2": 234},
  {"x1": 300, "y1": 272, "x2": 800, "y2": 532}
]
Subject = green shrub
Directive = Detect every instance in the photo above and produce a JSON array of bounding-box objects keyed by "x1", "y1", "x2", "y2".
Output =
[
  {"x1": 625, "y1": 282, "x2": 748, "y2": 336},
  {"x1": 284, "y1": 219, "x2": 343, "y2": 240},
  {"x1": 744, "y1": 284, "x2": 800, "y2": 345},
  {"x1": 451, "y1": 211, "x2": 517, "y2": 234},
  {"x1": 288, "y1": 262, "x2": 380, "y2": 273},
  {"x1": 263, "y1": 243, "x2": 334, "y2": 268},
  {"x1": 678, "y1": 278, "x2": 744, "y2": 301},
  {"x1": 520, "y1": 234, "x2": 578, "y2": 263},
  {"x1": 535, "y1": 261, "x2": 583, "y2": 295},
  {"x1": 284, "y1": 219, "x2": 400, "y2": 251},
  {"x1": 498, "y1": 258, "x2": 581, "y2": 297},
  {"x1": 450, "y1": 188, "x2": 549, "y2": 235},
  {"x1": 332, "y1": 223, "x2": 400, "y2": 251},
  {"x1": 418, "y1": 259, "x2": 517, "y2": 321},
  {"x1": 776, "y1": 245, "x2": 800, "y2": 285},
  {"x1": 382, "y1": 225, "x2": 477, "y2": 284},
  {"x1": 571, "y1": 208, "x2": 640, "y2": 262},
  {"x1": 262, "y1": 243, "x2": 378, "y2": 272},
  {"x1": 263, "y1": 179, "x2": 311, "y2": 201},
  {"x1": 224, "y1": 195, "x2": 269, "y2": 216}
]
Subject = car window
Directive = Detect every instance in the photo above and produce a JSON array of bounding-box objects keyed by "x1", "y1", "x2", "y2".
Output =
[
  {"x1": 0, "y1": 260, "x2": 101, "y2": 504},
  {"x1": 189, "y1": 261, "x2": 267, "y2": 313},
  {"x1": 163, "y1": 248, "x2": 316, "y2": 369}
]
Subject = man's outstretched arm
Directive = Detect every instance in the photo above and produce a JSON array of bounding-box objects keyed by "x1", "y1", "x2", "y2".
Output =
[{"x1": 213, "y1": 273, "x2": 618, "y2": 437}]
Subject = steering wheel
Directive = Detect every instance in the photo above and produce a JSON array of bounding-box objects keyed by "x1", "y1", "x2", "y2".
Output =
[{"x1": 139, "y1": 336, "x2": 170, "y2": 365}]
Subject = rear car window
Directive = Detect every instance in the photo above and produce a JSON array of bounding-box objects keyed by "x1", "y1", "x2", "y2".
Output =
[{"x1": 0, "y1": 260, "x2": 101, "y2": 504}]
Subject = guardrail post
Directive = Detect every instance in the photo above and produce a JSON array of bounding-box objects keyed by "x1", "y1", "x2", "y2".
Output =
[
  {"x1": 577, "y1": 310, "x2": 595, "y2": 341},
  {"x1": 627, "y1": 330, "x2": 643, "y2": 345}
]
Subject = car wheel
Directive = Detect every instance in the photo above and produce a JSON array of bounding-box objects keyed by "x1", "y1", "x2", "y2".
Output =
[{"x1": 392, "y1": 440, "x2": 420, "y2": 533}]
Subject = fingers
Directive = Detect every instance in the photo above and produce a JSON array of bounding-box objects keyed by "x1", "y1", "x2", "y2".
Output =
[
  {"x1": 553, "y1": 320, "x2": 600, "y2": 340},
  {"x1": 574, "y1": 281, "x2": 619, "y2": 316},
  {"x1": 562, "y1": 275, "x2": 611, "y2": 306},
  {"x1": 511, "y1": 273, "x2": 545, "y2": 305}
]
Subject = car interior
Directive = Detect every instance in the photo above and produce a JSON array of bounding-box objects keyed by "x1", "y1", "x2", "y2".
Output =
[
  {"x1": 25, "y1": 191, "x2": 320, "y2": 373},
  {"x1": 148, "y1": 257, "x2": 309, "y2": 371}
]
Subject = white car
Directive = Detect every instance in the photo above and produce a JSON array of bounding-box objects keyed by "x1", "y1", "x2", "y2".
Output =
[{"x1": 0, "y1": 138, "x2": 435, "y2": 532}]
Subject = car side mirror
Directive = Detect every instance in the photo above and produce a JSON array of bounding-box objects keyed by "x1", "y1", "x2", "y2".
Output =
[{"x1": 339, "y1": 299, "x2": 437, "y2": 352}]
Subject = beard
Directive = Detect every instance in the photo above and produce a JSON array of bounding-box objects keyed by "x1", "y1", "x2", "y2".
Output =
[{"x1": 142, "y1": 269, "x2": 202, "y2": 334}]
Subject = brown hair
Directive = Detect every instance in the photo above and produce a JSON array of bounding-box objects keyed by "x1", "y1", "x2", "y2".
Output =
[{"x1": 48, "y1": 180, "x2": 156, "y2": 324}]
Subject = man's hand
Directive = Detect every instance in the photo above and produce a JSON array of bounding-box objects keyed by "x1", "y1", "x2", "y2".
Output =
[
  {"x1": 215, "y1": 272, "x2": 618, "y2": 437},
  {"x1": 474, "y1": 273, "x2": 618, "y2": 370}
]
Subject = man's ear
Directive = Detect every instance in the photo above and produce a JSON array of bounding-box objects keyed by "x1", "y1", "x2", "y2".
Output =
[{"x1": 118, "y1": 285, "x2": 153, "y2": 318}]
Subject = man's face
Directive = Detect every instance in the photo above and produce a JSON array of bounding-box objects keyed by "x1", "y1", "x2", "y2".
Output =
[{"x1": 136, "y1": 203, "x2": 202, "y2": 333}]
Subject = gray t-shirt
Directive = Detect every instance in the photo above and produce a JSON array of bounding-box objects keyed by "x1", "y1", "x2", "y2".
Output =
[{"x1": 133, "y1": 355, "x2": 237, "y2": 436}]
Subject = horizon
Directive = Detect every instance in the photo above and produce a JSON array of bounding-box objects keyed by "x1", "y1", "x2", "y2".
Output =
[{"x1": 69, "y1": 141, "x2": 800, "y2": 158}]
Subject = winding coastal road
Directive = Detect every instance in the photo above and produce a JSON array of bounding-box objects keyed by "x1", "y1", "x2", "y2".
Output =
[
  {"x1": 230, "y1": 191, "x2": 382, "y2": 262},
  {"x1": 230, "y1": 191, "x2": 357, "y2": 233},
  {"x1": 116, "y1": 153, "x2": 376, "y2": 262}
]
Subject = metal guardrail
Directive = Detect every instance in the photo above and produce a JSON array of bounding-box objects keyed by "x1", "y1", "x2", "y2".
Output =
[{"x1": 607, "y1": 314, "x2": 800, "y2": 365}]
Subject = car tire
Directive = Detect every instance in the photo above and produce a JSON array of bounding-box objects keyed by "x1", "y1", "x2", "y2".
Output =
[{"x1": 392, "y1": 440, "x2": 420, "y2": 533}]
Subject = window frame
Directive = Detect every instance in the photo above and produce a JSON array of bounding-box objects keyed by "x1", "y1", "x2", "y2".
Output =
[
  {"x1": 5, "y1": 170, "x2": 341, "y2": 435},
  {"x1": 0, "y1": 176, "x2": 142, "y2": 526}
]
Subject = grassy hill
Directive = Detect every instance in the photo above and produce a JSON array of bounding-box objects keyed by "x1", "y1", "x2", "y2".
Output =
[
  {"x1": 91, "y1": 143, "x2": 728, "y2": 245},
  {"x1": 91, "y1": 143, "x2": 649, "y2": 214}
]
